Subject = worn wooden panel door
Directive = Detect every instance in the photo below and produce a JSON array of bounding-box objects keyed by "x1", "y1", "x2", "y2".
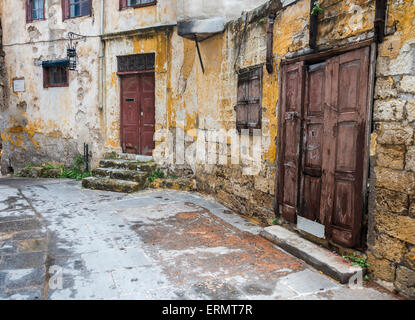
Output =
[
  {"x1": 321, "y1": 47, "x2": 370, "y2": 247},
  {"x1": 140, "y1": 73, "x2": 155, "y2": 156},
  {"x1": 121, "y1": 75, "x2": 140, "y2": 154},
  {"x1": 121, "y1": 73, "x2": 155, "y2": 155},
  {"x1": 299, "y1": 62, "x2": 326, "y2": 223},
  {"x1": 277, "y1": 61, "x2": 305, "y2": 223},
  {"x1": 278, "y1": 47, "x2": 370, "y2": 248}
]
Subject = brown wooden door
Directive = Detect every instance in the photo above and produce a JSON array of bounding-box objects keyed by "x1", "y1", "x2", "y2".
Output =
[
  {"x1": 277, "y1": 47, "x2": 370, "y2": 248},
  {"x1": 140, "y1": 73, "x2": 155, "y2": 156},
  {"x1": 120, "y1": 73, "x2": 155, "y2": 156},
  {"x1": 299, "y1": 62, "x2": 326, "y2": 223},
  {"x1": 321, "y1": 47, "x2": 370, "y2": 247},
  {"x1": 277, "y1": 61, "x2": 305, "y2": 223},
  {"x1": 121, "y1": 75, "x2": 140, "y2": 154}
]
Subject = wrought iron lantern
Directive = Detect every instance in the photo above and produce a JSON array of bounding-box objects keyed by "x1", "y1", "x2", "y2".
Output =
[
  {"x1": 67, "y1": 32, "x2": 85, "y2": 71},
  {"x1": 67, "y1": 47, "x2": 77, "y2": 70}
]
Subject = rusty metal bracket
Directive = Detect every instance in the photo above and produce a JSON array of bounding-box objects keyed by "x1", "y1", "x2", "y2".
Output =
[{"x1": 194, "y1": 35, "x2": 205, "y2": 74}]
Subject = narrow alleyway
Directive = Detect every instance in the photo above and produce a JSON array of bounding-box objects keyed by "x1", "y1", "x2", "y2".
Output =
[{"x1": 0, "y1": 178, "x2": 396, "y2": 300}]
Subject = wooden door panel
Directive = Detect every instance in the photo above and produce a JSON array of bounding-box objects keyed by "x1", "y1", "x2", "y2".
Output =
[
  {"x1": 324, "y1": 47, "x2": 370, "y2": 247},
  {"x1": 302, "y1": 175, "x2": 322, "y2": 220},
  {"x1": 121, "y1": 76, "x2": 140, "y2": 154},
  {"x1": 277, "y1": 61, "x2": 305, "y2": 223},
  {"x1": 304, "y1": 123, "x2": 323, "y2": 168},
  {"x1": 338, "y1": 61, "x2": 361, "y2": 112},
  {"x1": 333, "y1": 180, "x2": 355, "y2": 228},
  {"x1": 307, "y1": 66, "x2": 325, "y2": 115},
  {"x1": 300, "y1": 63, "x2": 325, "y2": 224},
  {"x1": 140, "y1": 73, "x2": 155, "y2": 156}
]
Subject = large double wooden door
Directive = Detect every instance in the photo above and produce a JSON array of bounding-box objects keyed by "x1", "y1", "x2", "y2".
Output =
[
  {"x1": 120, "y1": 73, "x2": 155, "y2": 156},
  {"x1": 277, "y1": 47, "x2": 370, "y2": 248}
]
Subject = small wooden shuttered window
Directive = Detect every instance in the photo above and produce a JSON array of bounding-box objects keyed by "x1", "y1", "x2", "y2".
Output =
[
  {"x1": 119, "y1": 0, "x2": 157, "y2": 9},
  {"x1": 235, "y1": 67, "x2": 262, "y2": 133},
  {"x1": 62, "y1": 0, "x2": 91, "y2": 20}
]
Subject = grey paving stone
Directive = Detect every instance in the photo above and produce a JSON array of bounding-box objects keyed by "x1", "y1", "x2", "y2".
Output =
[
  {"x1": 80, "y1": 248, "x2": 151, "y2": 273},
  {"x1": 0, "y1": 272, "x2": 6, "y2": 288},
  {"x1": 290, "y1": 287, "x2": 398, "y2": 300},
  {"x1": 146, "y1": 287, "x2": 189, "y2": 300},
  {"x1": 0, "y1": 212, "x2": 37, "y2": 223},
  {"x1": 2, "y1": 229, "x2": 47, "y2": 241},
  {"x1": 47, "y1": 272, "x2": 118, "y2": 300},
  {"x1": 111, "y1": 266, "x2": 168, "y2": 295},
  {"x1": 0, "y1": 288, "x2": 43, "y2": 300},
  {"x1": 279, "y1": 269, "x2": 340, "y2": 295},
  {"x1": 4, "y1": 267, "x2": 46, "y2": 290},
  {"x1": 0, "y1": 252, "x2": 46, "y2": 270},
  {"x1": 0, "y1": 219, "x2": 42, "y2": 233},
  {"x1": 0, "y1": 241, "x2": 18, "y2": 255},
  {"x1": 50, "y1": 235, "x2": 117, "y2": 257}
]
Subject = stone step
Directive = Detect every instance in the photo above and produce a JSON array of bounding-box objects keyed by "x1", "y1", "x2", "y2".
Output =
[
  {"x1": 92, "y1": 168, "x2": 148, "y2": 183},
  {"x1": 99, "y1": 159, "x2": 140, "y2": 171},
  {"x1": 99, "y1": 159, "x2": 157, "y2": 173},
  {"x1": 261, "y1": 225, "x2": 363, "y2": 284},
  {"x1": 149, "y1": 177, "x2": 196, "y2": 191},
  {"x1": 104, "y1": 152, "x2": 153, "y2": 162},
  {"x1": 82, "y1": 177, "x2": 144, "y2": 193}
]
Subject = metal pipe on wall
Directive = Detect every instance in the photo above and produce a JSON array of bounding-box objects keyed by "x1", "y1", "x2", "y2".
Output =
[
  {"x1": 266, "y1": 13, "x2": 276, "y2": 74},
  {"x1": 98, "y1": 0, "x2": 105, "y2": 111}
]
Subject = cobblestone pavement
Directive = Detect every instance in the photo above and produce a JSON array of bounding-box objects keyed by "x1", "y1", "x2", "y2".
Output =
[{"x1": 0, "y1": 177, "x2": 398, "y2": 300}]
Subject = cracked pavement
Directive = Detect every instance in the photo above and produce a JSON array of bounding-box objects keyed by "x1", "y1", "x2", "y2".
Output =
[{"x1": 0, "y1": 177, "x2": 397, "y2": 300}]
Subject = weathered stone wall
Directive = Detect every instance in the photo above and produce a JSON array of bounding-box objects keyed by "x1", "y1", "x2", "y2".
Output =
[
  {"x1": 0, "y1": 16, "x2": 4, "y2": 170},
  {"x1": 162, "y1": 0, "x2": 415, "y2": 297},
  {"x1": 366, "y1": 0, "x2": 415, "y2": 299},
  {"x1": 0, "y1": 0, "x2": 178, "y2": 173},
  {"x1": 0, "y1": 0, "x2": 105, "y2": 173},
  {"x1": 1, "y1": 0, "x2": 414, "y2": 298}
]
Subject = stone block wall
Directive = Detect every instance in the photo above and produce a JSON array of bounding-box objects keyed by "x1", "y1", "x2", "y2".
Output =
[{"x1": 366, "y1": 0, "x2": 415, "y2": 298}]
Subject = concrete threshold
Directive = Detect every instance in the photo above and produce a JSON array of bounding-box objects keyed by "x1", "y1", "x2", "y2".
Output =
[{"x1": 260, "y1": 225, "x2": 362, "y2": 284}]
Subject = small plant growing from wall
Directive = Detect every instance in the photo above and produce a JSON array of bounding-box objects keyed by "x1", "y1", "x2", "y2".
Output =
[
  {"x1": 311, "y1": 1, "x2": 323, "y2": 16},
  {"x1": 272, "y1": 218, "x2": 280, "y2": 225},
  {"x1": 148, "y1": 168, "x2": 165, "y2": 182},
  {"x1": 342, "y1": 254, "x2": 370, "y2": 269},
  {"x1": 59, "y1": 156, "x2": 92, "y2": 180}
]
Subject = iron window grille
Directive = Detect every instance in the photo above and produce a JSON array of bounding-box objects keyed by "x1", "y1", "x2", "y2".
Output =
[{"x1": 117, "y1": 53, "x2": 155, "y2": 73}]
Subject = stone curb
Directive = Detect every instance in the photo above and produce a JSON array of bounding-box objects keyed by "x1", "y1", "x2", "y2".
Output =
[{"x1": 260, "y1": 225, "x2": 363, "y2": 284}]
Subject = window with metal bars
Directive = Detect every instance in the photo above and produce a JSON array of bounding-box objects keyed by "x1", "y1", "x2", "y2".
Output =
[
  {"x1": 117, "y1": 53, "x2": 155, "y2": 73},
  {"x1": 62, "y1": 0, "x2": 91, "y2": 20},
  {"x1": 26, "y1": 0, "x2": 45, "y2": 22},
  {"x1": 119, "y1": 0, "x2": 157, "y2": 9}
]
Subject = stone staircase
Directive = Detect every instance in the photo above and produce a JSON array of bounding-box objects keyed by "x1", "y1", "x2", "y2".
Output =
[{"x1": 82, "y1": 153, "x2": 157, "y2": 193}]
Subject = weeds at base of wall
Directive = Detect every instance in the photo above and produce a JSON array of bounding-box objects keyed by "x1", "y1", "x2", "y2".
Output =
[
  {"x1": 148, "y1": 168, "x2": 165, "y2": 182},
  {"x1": 16, "y1": 155, "x2": 92, "y2": 180},
  {"x1": 343, "y1": 254, "x2": 370, "y2": 269}
]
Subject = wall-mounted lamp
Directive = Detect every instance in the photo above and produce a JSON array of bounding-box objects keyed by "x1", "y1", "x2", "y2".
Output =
[{"x1": 67, "y1": 32, "x2": 86, "y2": 71}]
